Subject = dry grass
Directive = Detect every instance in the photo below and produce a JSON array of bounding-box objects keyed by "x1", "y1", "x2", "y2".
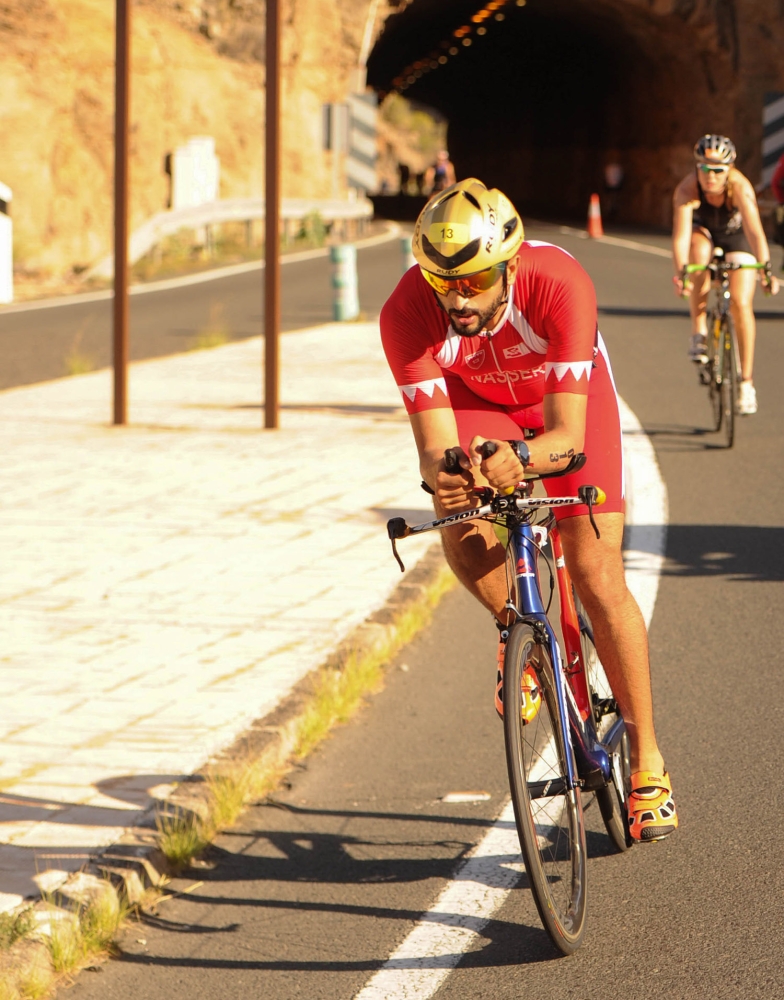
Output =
[
  {"x1": 0, "y1": 911, "x2": 34, "y2": 952},
  {"x1": 14, "y1": 955, "x2": 51, "y2": 1000},
  {"x1": 64, "y1": 327, "x2": 95, "y2": 376},
  {"x1": 156, "y1": 808, "x2": 212, "y2": 871},
  {"x1": 131, "y1": 217, "x2": 329, "y2": 287},
  {"x1": 191, "y1": 300, "x2": 230, "y2": 351},
  {"x1": 0, "y1": 879, "x2": 131, "y2": 999},
  {"x1": 156, "y1": 564, "x2": 456, "y2": 869}
]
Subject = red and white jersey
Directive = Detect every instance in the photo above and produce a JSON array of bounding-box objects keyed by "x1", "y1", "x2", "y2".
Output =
[{"x1": 380, "y1": 241, "x2": 599, "y2": 428}]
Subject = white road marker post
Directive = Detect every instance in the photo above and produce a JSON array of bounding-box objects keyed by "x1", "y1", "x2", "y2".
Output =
[{"x1": 330, "y1": 243, "x2": 359, "y2": 320}]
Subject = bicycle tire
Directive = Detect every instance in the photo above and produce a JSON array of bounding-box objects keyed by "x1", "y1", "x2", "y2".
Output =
[
  {"x1": 707, "y1": 311, "x2": 723, "y2": 432},
  {"x1": 503, "y1": 622, "x2": 587, "y2": 954},
  {"x1": 720, "y1": 316, "x2": 738, "y2": 449},
  {"x1": 574, "y1": 596, "x2": 632, "y2": 853}
]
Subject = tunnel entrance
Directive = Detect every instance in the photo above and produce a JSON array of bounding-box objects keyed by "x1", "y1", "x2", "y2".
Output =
[{"x1": 367, "y1": 0, "x2": 759, "y2": 229}]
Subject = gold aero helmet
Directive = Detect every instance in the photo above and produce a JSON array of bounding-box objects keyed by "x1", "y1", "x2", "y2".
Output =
[{"x1": 412, "y1": 178, "x2": 525, "y2": 279}]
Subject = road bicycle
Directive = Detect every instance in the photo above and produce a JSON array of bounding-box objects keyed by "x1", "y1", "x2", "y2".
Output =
[
  {"x1": 387, "y1": 443, "x2": 631, "y2": 955},
  {"x1": 683, "y1": 253, "x2": 767, "y2": 448}
]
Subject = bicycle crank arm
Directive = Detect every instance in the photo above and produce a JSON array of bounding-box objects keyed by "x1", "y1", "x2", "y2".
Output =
[{"x1": 528, "y1": 777, "x2": 569, "y2": 800}]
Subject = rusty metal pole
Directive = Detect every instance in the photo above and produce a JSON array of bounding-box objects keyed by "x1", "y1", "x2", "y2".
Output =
[
  {"x1": 113, "y1": 0, "x2": 130, "y2": 426},
  {"x1": 264, "y1": 0, "x2": 281, "y2": 429}
]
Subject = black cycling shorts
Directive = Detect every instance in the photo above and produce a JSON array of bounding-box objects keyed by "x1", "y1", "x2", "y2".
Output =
[{"x1": 692, "y1": 223, "x2": 753, "y2": 256}]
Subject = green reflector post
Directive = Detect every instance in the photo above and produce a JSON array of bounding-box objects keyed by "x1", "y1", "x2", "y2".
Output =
[{"x1": 330, "y1": 243, "x2": 359, "y2": 321}]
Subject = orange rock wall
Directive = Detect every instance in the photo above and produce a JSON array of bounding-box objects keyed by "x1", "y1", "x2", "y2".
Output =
[{"x1": 0, "y1": 0, "x2": 377, "y2": 277}]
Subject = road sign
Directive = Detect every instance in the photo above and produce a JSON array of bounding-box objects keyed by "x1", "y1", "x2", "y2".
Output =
[
  {"x1": 346, "y1": 92, "x2": 378, "y2": 194},
  {"x1": 762, "y1": 92, "x2": 784, "y2": 187}
]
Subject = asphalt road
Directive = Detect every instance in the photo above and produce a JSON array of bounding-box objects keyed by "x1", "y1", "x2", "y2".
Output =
[
  {"x1": 55, "y1": 225, "x2": 784, "y2": 998},
  {"x1": 0, "y1": 237, "x2": 405, "y2": 391}
]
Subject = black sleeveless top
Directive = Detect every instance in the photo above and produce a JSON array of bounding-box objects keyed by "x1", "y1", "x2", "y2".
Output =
[{"x1": 692, "y1": 174, "x2": 743, "y2": 237}]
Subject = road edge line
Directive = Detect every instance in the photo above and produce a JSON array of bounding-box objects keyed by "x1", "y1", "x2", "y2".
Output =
[{"x1": 0, "y1": 222, "x2": 403, "y2": 315}]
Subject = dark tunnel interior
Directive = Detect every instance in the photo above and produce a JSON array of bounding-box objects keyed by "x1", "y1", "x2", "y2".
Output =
[{"x1": 367, "y1": 0, "x2": 736, "y2": 227}]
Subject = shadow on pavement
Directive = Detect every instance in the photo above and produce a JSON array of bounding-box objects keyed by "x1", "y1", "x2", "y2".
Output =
[
  {"x1": 627, "y1": 524, "x2": 784, "y2": 582},
  {"x1": 0, "y1": 775, "x2": 185, "y2": 904},
  {"x1": 640, "y1": 422, "x2": 744, "y2": 452},
  {"x1": 103, "y1": 799, "x2": 618, "y2": 974},
  {"x1": 664, "y1": 525, "x2": 784, "y2": 581},
  {"x1": 599, "y1": 306, "x2": 690, "y2": 319}
]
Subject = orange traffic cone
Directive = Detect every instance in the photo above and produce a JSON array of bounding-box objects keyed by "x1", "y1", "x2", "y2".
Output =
[{"x1": 587, "y1": 193, "x2": 604, "y2": 238}]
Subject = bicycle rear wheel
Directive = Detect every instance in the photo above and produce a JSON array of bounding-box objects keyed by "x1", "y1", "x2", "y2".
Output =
[
  {"x1": 719, "y1": 317, "x2": 738, "y2": 448},
  {"x1": 503, "y1": 623, "x2": 587, "y2": 954},
  {"x1": 707, "y1": 312, "x2": 723, "y2": 432},
  {"x1": 574, "y1": 597, "x2": 632, "y2": 853}
]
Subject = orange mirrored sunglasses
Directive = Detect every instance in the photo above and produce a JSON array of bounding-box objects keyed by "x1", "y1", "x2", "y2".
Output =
[{"x1": 420, "y1": 261, "x2": 507, "y2": 297}]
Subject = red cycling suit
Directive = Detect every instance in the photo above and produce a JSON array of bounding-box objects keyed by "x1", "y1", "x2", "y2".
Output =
[{"x1": 380, "y1": 240, "x2": 624, "y2": 520}]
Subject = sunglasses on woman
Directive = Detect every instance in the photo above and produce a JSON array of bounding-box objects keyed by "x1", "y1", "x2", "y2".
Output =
[
  {"x1": 698, "y1": 164, "x2": 729, "y2": 174},
  {"x1": 420, "y1": 261, "x2": 507, "y2": 297}
]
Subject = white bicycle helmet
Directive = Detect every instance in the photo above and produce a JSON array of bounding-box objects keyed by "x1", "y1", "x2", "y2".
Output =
[{"x1": 693, "y1": 134, "x2": 736, "y2": 166}]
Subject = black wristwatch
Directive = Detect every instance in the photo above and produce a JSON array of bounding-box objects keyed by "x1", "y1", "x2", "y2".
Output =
[{"x1": 507, "y1": 439, "x2": 531, "y2": 469}]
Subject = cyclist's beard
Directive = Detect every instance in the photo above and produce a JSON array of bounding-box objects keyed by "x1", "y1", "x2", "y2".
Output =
[{"x1": 447, "y1": 280, "x2": 508, "y2": 338}]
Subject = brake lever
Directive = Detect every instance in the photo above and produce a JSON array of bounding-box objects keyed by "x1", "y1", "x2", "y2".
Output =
[
  {"x1": 387, "y1": 517, "x2": 410, "y2": 572},
  {"x1": 577, "y1": 486, "x2": 601, "y2": 539}
]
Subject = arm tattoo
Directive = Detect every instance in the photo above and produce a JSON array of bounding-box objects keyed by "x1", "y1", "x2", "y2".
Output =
[{"x1": 549, "y1": 448, "x2": 575, "y2": 463}]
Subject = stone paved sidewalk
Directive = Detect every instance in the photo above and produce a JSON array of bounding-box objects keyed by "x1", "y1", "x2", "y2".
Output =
[{"x1": 0, "y1": 322, "x2": 435, "y2": 910}]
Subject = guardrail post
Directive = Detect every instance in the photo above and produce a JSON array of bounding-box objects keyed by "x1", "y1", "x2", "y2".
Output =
[
  {"x1": 330, "y1": 243, "x2": 359, "y2": 320},
  {"x1": 401, "y1": 235, "x2": 415, "y2": 275},
  {"x1": 0, "y1": 181, "x2": 13, "y2": 304}
]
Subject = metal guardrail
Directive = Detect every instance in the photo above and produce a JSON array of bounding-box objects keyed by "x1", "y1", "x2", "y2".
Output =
[{"x1": 87, "y1": 196, "x2": 374, "y2": 279}]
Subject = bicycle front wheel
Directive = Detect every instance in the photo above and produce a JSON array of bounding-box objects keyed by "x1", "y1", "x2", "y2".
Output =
[
  {"x1": 707, "y1": 312, "x2": 723, "y2": 432},
  {"x1": 503, "y1": 623, "x2": 587, "y2": 954},
  {"x1": 719, "y1": 317, "x2": 738, "y2": 448}
]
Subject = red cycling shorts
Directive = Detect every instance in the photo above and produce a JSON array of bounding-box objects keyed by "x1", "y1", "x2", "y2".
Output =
[{"x1": 448, "y1": 339, "x2": 625, "y2": 521}]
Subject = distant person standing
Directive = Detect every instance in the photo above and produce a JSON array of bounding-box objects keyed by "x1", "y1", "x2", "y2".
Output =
[
  {"x1": 772, "y1": 151, "x2": 784, "y2": 271},
  {"x1": 398, "y1": 162, "x2": 411, "y2": 195},
  {"x1": 425, "y1": 150, "x2": 456, "y2": 194},
  {"x1": 603, "y1": 160, "x2": 624, "y2": 221}
]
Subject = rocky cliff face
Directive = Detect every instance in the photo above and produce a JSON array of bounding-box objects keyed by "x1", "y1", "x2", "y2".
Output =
[{"x1": 0, "y1": 0, "x2": 380, "y2": 280}]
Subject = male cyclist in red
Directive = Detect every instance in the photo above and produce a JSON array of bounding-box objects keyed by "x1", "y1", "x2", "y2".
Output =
[
  {"x1": 672, "y1": 134, "x2": 779, "y2": 415},
  {"x1": 380, "y1": 179, "x2": 677, "y2": 842}
]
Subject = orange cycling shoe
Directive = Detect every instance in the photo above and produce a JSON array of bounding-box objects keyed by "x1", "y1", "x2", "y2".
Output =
[
  {"x1": 495, "y1": 636, "x2": 542, "y2": 724},
  {"x1": 627, "y1": 770, "x2": 679, "y2": 842}
]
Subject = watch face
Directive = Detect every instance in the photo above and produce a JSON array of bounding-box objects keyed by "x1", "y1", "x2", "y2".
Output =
[{"x1": 511, "y1": 440, "x2": 529, "y2": 466}]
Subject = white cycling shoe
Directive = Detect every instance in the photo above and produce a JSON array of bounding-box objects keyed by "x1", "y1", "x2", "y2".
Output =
[
  {"x1": 738, "y1": 381, "x2": 758, "y2": 415},
  {"x1": 688, "y1": 334, "x2": 708, "y2": 364}
]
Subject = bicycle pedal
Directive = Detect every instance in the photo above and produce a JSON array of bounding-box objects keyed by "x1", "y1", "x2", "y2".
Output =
[{"x1": 698, "y1": 366, "x2": 711, "y2": 386}]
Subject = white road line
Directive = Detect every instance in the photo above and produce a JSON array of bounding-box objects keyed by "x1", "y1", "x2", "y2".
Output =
[
  {"x1": 352, "y1": 395, "x2": 668, "y2": 1000},
  {"x1": 0, "y1": 222, "x2": 402, "y2": 316},
  {"x1": 353, "y1": 800, "x2": 521, "y2": 1000},
  {"x1": 618, "y1": 396, "x2": 669, "y2": 630},
  {"x1": 556, "y1": 225, "x2": 672, "y2": 260}
]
